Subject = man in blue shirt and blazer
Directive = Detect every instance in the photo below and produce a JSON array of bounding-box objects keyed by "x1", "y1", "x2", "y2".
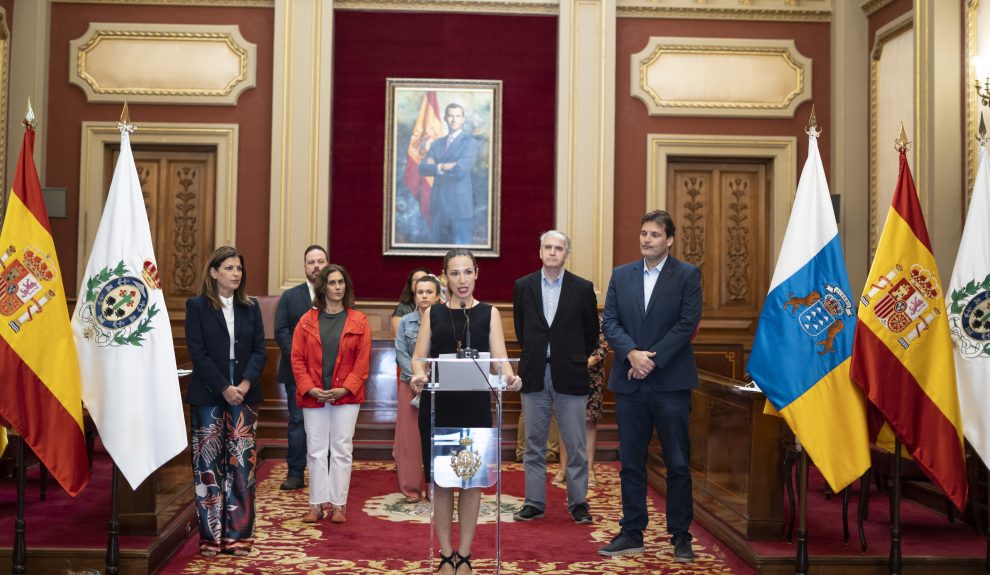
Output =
[
  {"x1": 273, "y1": 245, "x2": 327, "y2": 490},
  {"x1": 599, "y1": 210, "x2": 701, "y2": 563}
]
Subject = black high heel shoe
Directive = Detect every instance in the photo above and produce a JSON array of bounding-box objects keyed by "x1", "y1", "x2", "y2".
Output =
[
  {"x1": 437, "y1": 550, "x2": 456, "y2": 574},
  {"x1": 454, "y1": 552, "x2": 472, "y2": 574}
]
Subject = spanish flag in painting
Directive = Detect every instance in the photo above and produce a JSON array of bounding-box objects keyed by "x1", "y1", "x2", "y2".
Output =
[
  {"x1": 747, "y1": 128, "x2": 870, "y2": 493},
  {"x1": 850, "y1": 144, "x2": 967, "y2": 512},
  {"x1": 0, "y1": 115, "x2": 90, "y2": 496}
]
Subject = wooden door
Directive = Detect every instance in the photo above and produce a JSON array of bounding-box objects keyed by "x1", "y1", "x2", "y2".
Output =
[
  {"x1": 105, "y1": 146, "x2": 217, "y2": 310},
  {"x1": 666, "y1": 160, "x2": 771, "y2": 339}
]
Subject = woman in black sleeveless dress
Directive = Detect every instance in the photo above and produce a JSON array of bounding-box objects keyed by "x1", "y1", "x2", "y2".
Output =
[{"x1": 410, "y1": 249, "x2": 521, "y2": 575}]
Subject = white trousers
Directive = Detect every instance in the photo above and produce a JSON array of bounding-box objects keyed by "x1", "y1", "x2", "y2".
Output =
[{"x1": 302, "y1": 402, "x2": 361, "y2": 506}]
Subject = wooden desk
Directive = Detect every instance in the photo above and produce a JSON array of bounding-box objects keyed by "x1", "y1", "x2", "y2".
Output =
[{"x1": 648, "y1": 369, "x2": 785, "y2": 540}]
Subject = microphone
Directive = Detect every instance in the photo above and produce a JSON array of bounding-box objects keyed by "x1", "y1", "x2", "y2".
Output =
[{"x1": 457, "y1": 300, "x2": 479, "y2": 359}]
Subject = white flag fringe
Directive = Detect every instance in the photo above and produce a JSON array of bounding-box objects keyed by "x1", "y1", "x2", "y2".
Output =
[{"x1": 72, "y1": 126, "x2": 187, "y2": 489}]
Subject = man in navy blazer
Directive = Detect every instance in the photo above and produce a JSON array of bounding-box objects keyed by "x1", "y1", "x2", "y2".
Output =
[
  {"x1": 598, "y1": 210, "x2": 701, "y2": 563},
  {"x1": 273, "y1": 245, "x2": 327, "y2": 490},
  {"x1": 511, "y1": 230, "x2": 599, "y2": 525},
  {"x1": 418, "y1": 103, "x2": 478, "y2": 245}
]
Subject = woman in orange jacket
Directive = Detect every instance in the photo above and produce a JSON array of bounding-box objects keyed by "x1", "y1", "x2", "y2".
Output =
[{"x1": 290, "y1": 264, "x2": 372, "y2": 523}]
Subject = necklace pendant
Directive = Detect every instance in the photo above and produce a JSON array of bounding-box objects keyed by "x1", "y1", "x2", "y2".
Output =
[{"x1": 456, "y1": 340, "x2": 462, "y2": 350}]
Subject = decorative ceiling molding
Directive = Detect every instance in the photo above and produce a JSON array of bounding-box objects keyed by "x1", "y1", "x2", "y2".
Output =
[
  {"x1": 56, "y1": 0, "x2": 273, "y2": 6},
  {"x1": 69, "y1": 23, "x2": 257, "y2": 106},
  {"x1": 861, "y1": 0, "x2": 896, "y2": 17},
  {"x1": 335, "y1": 0, "x2": 559, "y2": 15},
  {"x1": 631, "y1": 37, "x2": 812, "y2": 118},
  {"x1": 618, "y1": 0, "x2": 831, "y2": 22}
]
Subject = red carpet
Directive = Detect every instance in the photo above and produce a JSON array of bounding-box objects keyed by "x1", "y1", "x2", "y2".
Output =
[
  {"x1": 750, "y1": 466, "x2": 985, "y2": 560},
  {"x1": 0, "y1": 443, "x2": 161, "y2": 551},
  {"x1": 157, "y1": 460, "x2": 754, "y2": 574}
]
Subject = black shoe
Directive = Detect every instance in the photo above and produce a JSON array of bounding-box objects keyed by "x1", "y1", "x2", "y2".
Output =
[
  {"x1": 597, "y1": 532, "x2": 644, "y2": 557},
  {"x1": 673, "y1": 538, "x2": 695, "y2": 563},
  {"x1": 512, "y1": 504, "x2": 545, "y2": 521},
  {"x1": 279, "y1": 476, "x2": 304, "y2": 490},
  {"x1": 570, "y1": 503, "x2": 593, "y2": 524}
]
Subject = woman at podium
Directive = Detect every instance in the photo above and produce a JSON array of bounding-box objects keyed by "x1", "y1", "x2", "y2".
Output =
[{"x1": 410, "y1": 249, "x2": 522, "y2": 575}]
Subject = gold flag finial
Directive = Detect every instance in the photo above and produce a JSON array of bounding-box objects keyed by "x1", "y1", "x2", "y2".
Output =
[
  {"x1": 22, "y1": 99, "x2": 36, "y2": 129},
  {"x1": 980, "y1": 113, "x2": 988, "y2": 146},
  {"x1": 805, "y1": 104, "x2": 821, "y2": 137},
  {"x1": 117, "y1": 101, "x2": 135, "y2": 134},
  {"x1": 894, "y1": 122, "x2": 911, "y2": 153}
]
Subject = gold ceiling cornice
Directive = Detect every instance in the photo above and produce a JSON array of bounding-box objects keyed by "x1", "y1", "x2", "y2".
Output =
[{"x1": 861, "y1": 0, "x2": 896, "y2": 17}]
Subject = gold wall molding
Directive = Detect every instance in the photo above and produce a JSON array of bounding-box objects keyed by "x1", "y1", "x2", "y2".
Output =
[
  {"x1": 78, "y1": 122, "x2": 239, "y2": 287},
  {"x1": 556, "y1": 0, "x2": 615, "y2": 297},
  {"x1": 646, "y1": 134, "x2": 796, "y2": 264},
  {"x1": 336, "y1": 0, "x2": 558, "y2": 14},
  {"x1": 5, "y1": 1, "x2": 49, "y2": 197},
  {"x1": 868, "y1": 12, "x2": 913, "y2": 258},
  {"x1": 861, "y1": 0, "x2": 895, "y2": 17},
  {"x1": 618, "y1": 0, "x2": 831, "y2": 21},
  {"x1": 56, "y1": 0, "x2": 273, "y2": 6},
  {"x1": 69, "y1": 23, "x2": 257, "y2": 105},
  {"x1": 268, "y1": 0, "x2": 333, "y2": 293},
  {"x1": 631, "y1": 37, "x2": 812, "y2": 118},
  {"x1": 966, "y1": 0, "x2": 984, "y2": 198}
]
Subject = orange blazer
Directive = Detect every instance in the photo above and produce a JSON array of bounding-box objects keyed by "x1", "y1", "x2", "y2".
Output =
[{"x1": 290, "y1": 307, "x2": 371, "y2": 408}]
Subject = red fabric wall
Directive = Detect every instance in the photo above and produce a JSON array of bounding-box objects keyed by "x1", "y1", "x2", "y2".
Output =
[
  {"x1": 330, "y1": 11, "x2": 557, "y2": 302},
  {"x1": 614, "y1": 17, "x2": 833, "y2": 266},
  {"x1": 46, "y1": 4, "x2": 274, "y2": 297}
]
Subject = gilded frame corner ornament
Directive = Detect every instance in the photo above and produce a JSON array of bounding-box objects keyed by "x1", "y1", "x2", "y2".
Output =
[
  {"x1": 631, "y1": 37, "x2": 812, "y2": 118},
  {"x1": 69, "y1": 23, "x2": 257, "y2": 106},
  {"x1": 382, "y1": 78, "x2": 503, "y2": 258}
]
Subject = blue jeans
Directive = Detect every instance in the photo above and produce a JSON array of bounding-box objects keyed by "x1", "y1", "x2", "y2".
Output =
[
  {"x1": 284, "y1": 382, "x2": 307, "y2": 478},
  {"x1": 615, "y1": 387, "x2": 693, "y2": 543}
]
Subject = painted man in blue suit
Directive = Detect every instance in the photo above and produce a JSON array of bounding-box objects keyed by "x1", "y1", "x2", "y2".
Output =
[
  {"x1": 598, "y1": 210, "x2": 701, "y2": 563},
  {"x1": 418, "y1": 103, "x2": 478, "y2": 244}
]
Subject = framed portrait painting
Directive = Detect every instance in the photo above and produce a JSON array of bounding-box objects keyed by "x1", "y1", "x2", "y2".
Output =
[{"x1": 383, "y1": 78, "x2": 502, "y2": 257}]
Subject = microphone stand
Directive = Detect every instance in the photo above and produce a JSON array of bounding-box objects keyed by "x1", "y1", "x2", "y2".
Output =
[{"x1": 457, "y1": 301, "x2": 479, "y2": 359}]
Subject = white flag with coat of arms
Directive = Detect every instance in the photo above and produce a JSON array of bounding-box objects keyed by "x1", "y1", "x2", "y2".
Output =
[
  {"x1": 71, "y1": 122, "x2": 187, "y2": 489},
  {"x1": 946, "y1": 141, "x2": 990, "y2": 466}
]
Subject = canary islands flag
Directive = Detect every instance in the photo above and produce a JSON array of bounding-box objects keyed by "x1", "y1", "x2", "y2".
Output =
[{"x1": 747, "y1": 129, "x2": 870, "y2": 493}]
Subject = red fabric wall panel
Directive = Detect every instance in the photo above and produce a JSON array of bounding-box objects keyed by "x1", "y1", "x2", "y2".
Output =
[{"x1": 330, "y1": 11, "x2": 557, "y2": 302}]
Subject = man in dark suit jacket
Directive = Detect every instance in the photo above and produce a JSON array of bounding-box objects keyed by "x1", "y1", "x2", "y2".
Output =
[
  {"x1": 598, "y1": 210, "x2": 701, "y2": 563},
  {"x1": 273, "y1": 245, "x2": 327, "y2": 490},
  {"x1": 511, "y1": 230, "x2": 599, "y2": 525},
  {"x1": 418, "y1": 103, "x2": 478, "y2": 245}
]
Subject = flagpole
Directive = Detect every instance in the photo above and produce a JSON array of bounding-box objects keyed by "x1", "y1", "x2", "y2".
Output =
[
  {"x1": 889, "y1": 438, "x2": 902, "y2": 575},
  {"x1": 106, "y1": 462, "x2": 120, "y2": 575},
  {"x1": 795, "y1": 447, "x2": 809, "y2": 575},
  {"x1": 12, "y1": 436, "x2": 27, "y2": 574}
]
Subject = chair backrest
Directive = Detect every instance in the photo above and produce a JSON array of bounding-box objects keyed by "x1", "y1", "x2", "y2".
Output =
[{"x1": 254, "y1": 295, "x2": 280, "y2": 340}]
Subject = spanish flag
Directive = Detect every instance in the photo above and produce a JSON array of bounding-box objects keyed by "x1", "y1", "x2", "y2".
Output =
[
  {"x1": 0, "y1": 117, "x2": 90, "y2": 496},
  {"x1": 402, "y1": 92, "x2": 445, "y2": 226},
  {"x1": 850, "y1": 145, "x2": 967, "y2": 511}
]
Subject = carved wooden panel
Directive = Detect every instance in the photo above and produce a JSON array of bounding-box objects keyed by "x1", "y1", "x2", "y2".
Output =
[
  {"x1": 667, "y1": 161, "x2": 769, "y2": 334},
  {"x1": 105, "y1": 148, "x2": 216, "y2": 309}
]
